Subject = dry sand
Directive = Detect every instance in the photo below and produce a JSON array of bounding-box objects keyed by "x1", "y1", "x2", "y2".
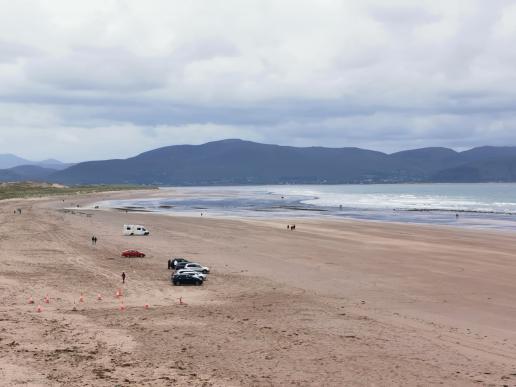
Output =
[{"x1": 1, "y1": 190, "x2": 516, "y2": 386}]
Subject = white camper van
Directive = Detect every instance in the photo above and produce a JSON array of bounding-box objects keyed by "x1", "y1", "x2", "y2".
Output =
[{"x1": 123, "y1": 224, "x2": 150, "y2": 236}]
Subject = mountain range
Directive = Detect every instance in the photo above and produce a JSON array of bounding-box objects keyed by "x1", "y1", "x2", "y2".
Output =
[
  {"x1": 0, "y1": 154, "x2": 70, "y2": 170},
  {"x1": 3, "y1": 140, "x2": 516, "y2": 185},
  {"x1": 0, "y1": 154, "x2": 72, "y2": 183}
]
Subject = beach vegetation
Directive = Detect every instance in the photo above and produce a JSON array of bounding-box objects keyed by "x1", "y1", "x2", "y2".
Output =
[{"x1": 0, "y1": 182, "x2": 155, "y2": 200}]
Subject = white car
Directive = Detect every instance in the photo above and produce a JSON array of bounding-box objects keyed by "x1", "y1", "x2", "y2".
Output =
[
  {"x1": 175, "y1": 269, "x2": 207, "y2": 280},
  {"x1": 183, "y1": 263, "x2": 210, "y2": 274},
  {"x1": 123, "y1": 224, "x2": 150, "y2": 236}
]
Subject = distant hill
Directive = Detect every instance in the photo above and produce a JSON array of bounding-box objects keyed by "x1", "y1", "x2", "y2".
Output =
[
  {"x1": 389, "y1": 147, "x2": 460, "y2": 174},
  {"x1": 0, "y1": 154, "x2": 33, "y2": 169},
  {"x1": 434, "y1": 155, "x2": 516, "y2": 182},
  {"x1": 0, "y1": 154, "x2": 71, "y2": 170},
  {"x1": 49, "y1": 139, "x2": 516, "y2": 185},
  {"x1": 37, "y1": 159, "x2": 72, "y2": 170},
  {"x1": 0, "y1": 165, "x2": 58, "y2": 182},
  {"x1": 0, "y1": 153, "x2": 72, "y2": 183}
]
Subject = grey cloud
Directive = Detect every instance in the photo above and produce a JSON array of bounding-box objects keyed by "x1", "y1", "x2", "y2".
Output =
[
  {"x1": 25, "y1": 46, "x2": 169, "y2": 92},
  {"x1": 0, "y1": 40, "x2": 39, "y2": 63},
  {"x1": 0, "y1": 0, "x2": 516, "y2": 161},
  {"x1": 174, "y1": 38, "x2": 240, "y2": 63},
  {"x1": 369, "y1": 4, "x2": 441, "y2": 29}
]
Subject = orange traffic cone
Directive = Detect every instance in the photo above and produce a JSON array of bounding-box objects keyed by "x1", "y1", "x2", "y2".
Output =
[
  {"x1": 79, "y1": 293, "x2": 84, "y2": 303},
  {"x1": 44, "y1": 295, "x2": 50, "y2": 304},
  {"x1": 119, "y1": 302, "x2": 126, "y2": 311},
  {"x1": 36, "y1": 305, "x2": 42, "y2": 313},
  {"x1": 97, "y1": 293, "x2": 102, "y2": 301},
  {"x1": 28, "y1": 296, "x2": 34, "y2": 304},
  {"x1": 144, "y1": 303, "x2": 149, "y2": 310},
  {"x1": 115, "y1": 289, "x2": 122, "y2": 298}
]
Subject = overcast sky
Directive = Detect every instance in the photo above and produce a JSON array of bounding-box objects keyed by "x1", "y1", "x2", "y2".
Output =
[{"x1": 1, "y1": 0, "x2": 516, "y2": 162}]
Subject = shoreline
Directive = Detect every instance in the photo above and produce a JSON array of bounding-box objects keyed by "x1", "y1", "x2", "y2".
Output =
[
  {"x1": 91, "y1": 203, "x2": 516, "y2": 235},
  {"x1": 85, "y1": 184, "x2": 516, "y2": 233}
]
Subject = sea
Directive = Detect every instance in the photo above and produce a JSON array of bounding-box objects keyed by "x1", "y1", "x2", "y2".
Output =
[{"x1": 97, "y1": 183, "x2": 516, "y2": 232}]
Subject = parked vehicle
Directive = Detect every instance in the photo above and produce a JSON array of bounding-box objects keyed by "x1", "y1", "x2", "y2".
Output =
[
  {"x1": 121, "y1": 250, "x2": 145, "y2": 258},
  {"x1": 172, "y1": 273, "x2": 203, "y2": 286},
  {"x1": 175, "y1": 269, "x2": 207, "y2": 280},
  {"x1": 171, "y1": 257, "x2": 189, "y2": 269},
  {"x1": 183, "y1": 263, "x2": 210, "y2": 274},
  {"x1": 174, "y1": 261, "x2": 189, "y2": 270},
  {"x1": 123, "y1": 224, "x2": 150, "y2": 236}
]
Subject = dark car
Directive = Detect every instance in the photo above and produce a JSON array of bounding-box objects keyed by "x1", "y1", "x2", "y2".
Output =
[
  {"x1": 174, "y1": 261, "x2": 190, "y2": 270},
  {"x1": 171, "y1": 257, "x2": 189, "y2": 269},
  {"x1": 172, "y1": 273, "x2": 203, "y2": 286}
]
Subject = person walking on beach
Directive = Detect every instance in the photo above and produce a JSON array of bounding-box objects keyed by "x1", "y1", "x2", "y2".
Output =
[
  {"x1": 121, "y1": 272, "x2": 126, "y2": 284},
  {"x1": 91, "y1": 236, "x2": 95, "y2": 245},
  {"x1": 167, "y1": 259, "x2": 171, "y2": 270}
]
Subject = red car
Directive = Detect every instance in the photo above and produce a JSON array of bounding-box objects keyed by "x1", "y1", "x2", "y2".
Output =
[{"x1": 121, "y1": 250, "x2": 145, "y2": 258}]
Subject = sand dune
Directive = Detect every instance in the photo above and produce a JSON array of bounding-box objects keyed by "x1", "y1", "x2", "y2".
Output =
[{"x1": 1, "y1": 191, "x2": 516, "y2": 386}]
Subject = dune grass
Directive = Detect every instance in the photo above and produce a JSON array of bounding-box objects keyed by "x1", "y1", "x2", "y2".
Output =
[{"x1": 0, "y1": 182, "x2": 155, "y2": 201}]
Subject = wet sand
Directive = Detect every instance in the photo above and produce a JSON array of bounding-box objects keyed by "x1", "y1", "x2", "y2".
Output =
[{"x1": 1, "y1": 190, "x2": 516, "y2": 386}]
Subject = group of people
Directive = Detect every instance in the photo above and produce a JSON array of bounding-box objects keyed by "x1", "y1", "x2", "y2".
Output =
[
  {"x1": 287, "y1": 224, "x2": 296, "y2": 230},
  {"x1": 88, "y1": 235, "x2": 127, "y2": 282}
]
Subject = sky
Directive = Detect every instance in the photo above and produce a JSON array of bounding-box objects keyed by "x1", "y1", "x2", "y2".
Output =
[{"x1": 1, "y1": 0, "x2": 516, "y2": 162}]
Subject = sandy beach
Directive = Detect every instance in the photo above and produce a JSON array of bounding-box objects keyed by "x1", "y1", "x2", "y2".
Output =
[{"x1": 1, "y1": 190, "x2": 516, "y2": 386}]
